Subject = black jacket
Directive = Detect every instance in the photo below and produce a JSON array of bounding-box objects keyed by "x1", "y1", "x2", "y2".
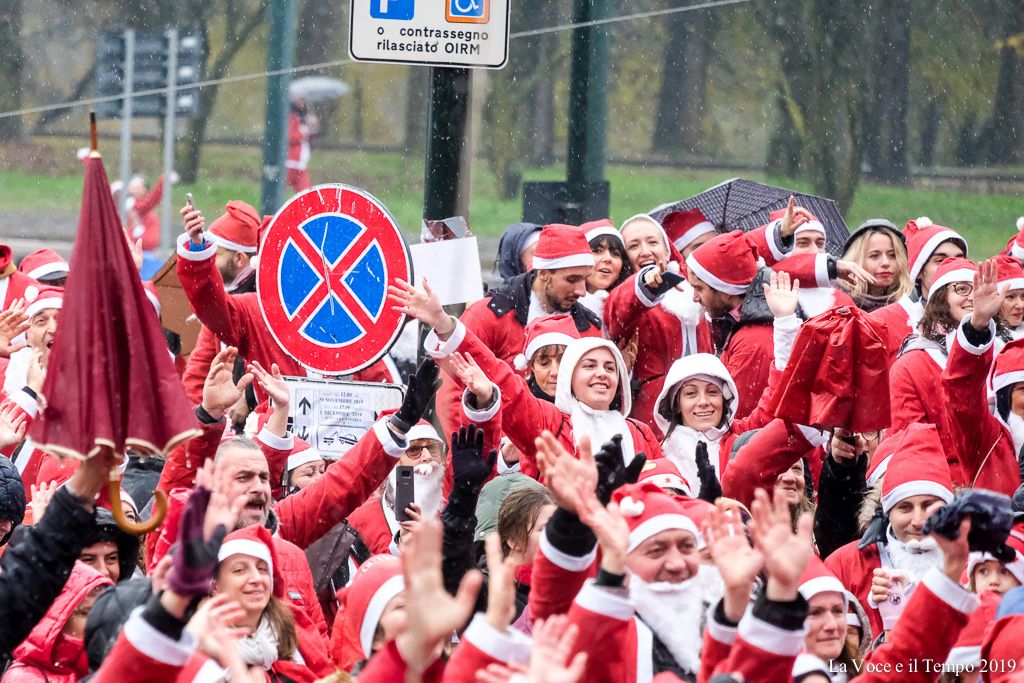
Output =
[
  {"x1": 813, "y1": 451, "x2": 868, "y2": 559},
  {"x1": 0, "y1": 456, "x2": 26, "y2": 546},
  {"x1": 0, "y1": 486, "x2": 99, "y2": 656}
]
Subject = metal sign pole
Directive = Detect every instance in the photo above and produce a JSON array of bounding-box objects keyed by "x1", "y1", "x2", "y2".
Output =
[
  {"x1": 160, "y1": 27, "x2": 178, "y2": 253},
  {"x1": 118, "y1": 28, "x2": 135, "y2": 226}
]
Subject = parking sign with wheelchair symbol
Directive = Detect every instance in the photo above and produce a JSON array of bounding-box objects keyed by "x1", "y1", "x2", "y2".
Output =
[{"x1": 446, "y1": 0, "x2": 489, "y2": 23}]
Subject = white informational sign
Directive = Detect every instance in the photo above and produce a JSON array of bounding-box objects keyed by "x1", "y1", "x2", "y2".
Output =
[
  {"x1": 349, "y1": 0, "x2": 510, "y2": 69},
  {"x1": 283, "y1": 377, "x2": 405, "y2": 460},
  {"x1": 410, "y1": 237, "x2": 484, "y2": 306}
]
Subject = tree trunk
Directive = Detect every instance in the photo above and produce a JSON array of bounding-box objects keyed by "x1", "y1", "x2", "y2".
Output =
[
  {"x1": 918, "y1": 96, "x2": 942, "y2": 167},
  {"x1": 525, "y1": 0, "x2": 560, "y2": 166},
  {"x1": 0, "y1": 0, "x2": 24, "y2": 141},
  {"x1": 864, "y1": 0, "x2": 911, "y2": 184},
  {"x1": 650, "y1": 7, "x2": 719, "y2": 155},
  {"x1": 404, "y1": 68, "x2": 429, "y2": 153},
  {"x1": 981, "y1": 1, "x2": 1024, "y2": 164}
]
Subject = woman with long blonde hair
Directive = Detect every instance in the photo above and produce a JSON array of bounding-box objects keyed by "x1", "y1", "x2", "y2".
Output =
[{"x1": 840, "y1": 220, "x2": 913, "y2": 312}]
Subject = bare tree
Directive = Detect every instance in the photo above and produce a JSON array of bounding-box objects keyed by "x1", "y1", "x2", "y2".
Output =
[{"x1": 0, "y1": 0, "x2": 25, "y2": 140}]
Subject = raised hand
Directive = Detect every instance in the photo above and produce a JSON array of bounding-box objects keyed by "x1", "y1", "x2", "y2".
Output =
[
  {"x1": 475, "y1": 616, "x2": 588, "y2": 683},
  {"x1": 397, "y1": 519, "x2": 482, "y2": 673},
  {"x1": 26, "y1": 347, "x2": 46, "y2": 393},
  {"x1": 484, "y1": 533, "x2": 517, "y2": 631},
  {"x1": 0, "y1": 299, "x2": 29, "y2": 358},
  {"x1": 30, "y1": 480, "x2": 58, "y2": 522},
  {"x1": 704, "y1": 504, "x2": 762, "y2": 621},
  {"x1": 574, "y1": 481, "x2": 630, "y2": 574},
  {"x1": 695, "y1": 442, "x2": 722, "y2": 502},
  {"x1": 763, "y1": 270, "x2": 800, "y2": 319},
  {"x1": 187, "y1": 594, "x2": 250, "y2": 659},
  {"x1": 180, "y1": 205, "x2": 206, "y2": 246},
  {"x1": 198, "y1": 459, "x2": 246, "y2": 541},
  {"x1": 390, "y1": 358, "x2": 442, "y2": 435},
  {"x1": 123, "y1": 229, "x2": 144, "y2": 272},
  {"x1": 535, "y1": 431, "x2": 597, "y2": 513},
  {"x1": 451, "y1": 424, "x2": 497, "y2": 491},
  {"x1": 835, "y1": 259, "x2": 878, "y2": 287},
  {"x1": 388, "y1": 277, "x2": 454, "y2": 335},
  {"x1": 748, "y1": 487, "x2": 813, "y2": 601},
  {"x1": 248, "y1": 361, "x2": 288, "y2": 408},
  {"x1": 641, "y1": 264, "x2": 686, "y2": 298},
  {"x1": 933, "y1": 517, "x2": 972, "y2": 584},
  {"x1": 779, "y1": 195, "x2": 812, "y2": 238},
  {"x1": 0, "y1": 402, "x2": 27, "y2": 450},
  {"x1": 449, "y1": 351, "x2": 495, "y2": 406},
  {"x1": 970, "y1": 258, "x2": 1009, "y2": 330},
  {"x1": 593, "y1": 435, "x2": 646, "y2": 505},
  {"x1": 201, "y1": 347, "x2": 254, "y2": 420}
]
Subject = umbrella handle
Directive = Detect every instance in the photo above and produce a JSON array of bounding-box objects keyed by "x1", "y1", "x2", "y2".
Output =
[{"x1": 108, "y1": 479, "x2": 167, "y2": 535}]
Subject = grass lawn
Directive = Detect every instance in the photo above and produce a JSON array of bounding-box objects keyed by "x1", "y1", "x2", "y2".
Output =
[{"x1": 0, "y1": 137, "x2": 1020, "y2": 257}]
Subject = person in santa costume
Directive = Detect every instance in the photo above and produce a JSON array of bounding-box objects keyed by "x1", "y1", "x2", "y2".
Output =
[
  {"x1": 656, "y1": 269, "x2": 826, "y2": 501},
  {"x1": 838, "y1": 219, "x2": 912, "y2": 313},
  {"x1": 890, "y1": 257, "x2": 978, "y2": 486},
  {"x1": 391, "y1": 277, "x2": 661, "y2": 479},
  {"x1": 329, "y1": 555, "x2": 406, "y2": 673},
  {"x1": 510, "y1": 313, "x2": 589, "y2": 404},
  {"x1": 282, "y1": 439, "x2": 326, "y2": 494},
  {"x1": 576, "y1": 219, "x2": 632, "y2": 320},
  {"x1": 635, "y1": 457, "x2": 691, "y2": 497},
  {"x1": 346, "y1": 420, "x2": 449, "y2": 555},
  {"x1": 2, "y1": 285, "x2": 57, "y2": 399},
  {"x1": 180, "y1": 199, "x2": 261, "y2": 406},
  {"x1": 824, "y1": 423, "x2": 955, "y2": 639},
  {"x1": 286, "y1": 97, "x2": 318, "y2": 192},
  {"x1": 177, "y1": 204, "x2": 396, "y2": 407},
  {"x1": 990, "y1": 254, "x2": 1024, "y2": 350},
  {"x1": 942, "y1": 258, "x2": 1024, "y2": 496},
  {"x1": 124, "y1": 174, "x2": 171, "y2": 253},
  {"x1": 0, "y1": 245, "x2": 39, "y2": 310},
  {"x1": 870, "y1": 217, "x2": 968, "y2": 365},
  {"x1": 966, "y1": 524, "x2": 1024, "y2": 596},
  {"x1": 17, "y1": 248, "x2": 69, "y2": 287},
  {"x1": 604, "y1": 213, "x2": 713, "y2": 434},
  {"x1": 432, "y1": 223, "x2": 603, "y2": 436}
]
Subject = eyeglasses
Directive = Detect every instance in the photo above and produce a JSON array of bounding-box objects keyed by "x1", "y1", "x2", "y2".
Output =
[
  {"x1": 952, "y1": 282, "x2": 974, "y2": 297},
  {"x1": 405, "y1": 442, "x2": 445, "y2": 459}
]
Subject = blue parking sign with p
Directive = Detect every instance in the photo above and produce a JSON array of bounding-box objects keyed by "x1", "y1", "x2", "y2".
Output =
[{"x1": 370, "y1": 0, "x2": 414, "y2": 20}]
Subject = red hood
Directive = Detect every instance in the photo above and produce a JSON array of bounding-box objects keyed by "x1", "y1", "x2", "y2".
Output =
[{"x1": 11, "y1": 562, "x2": 112, "y2": 676}]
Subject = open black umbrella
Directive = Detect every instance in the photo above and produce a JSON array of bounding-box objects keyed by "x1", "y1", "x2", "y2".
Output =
[{"x1": 649, "y1": 178, "x2": 850, "y2": 257}]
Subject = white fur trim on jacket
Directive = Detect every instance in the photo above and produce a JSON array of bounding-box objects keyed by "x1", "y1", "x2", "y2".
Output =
[
  {"x1": 539, "y1": 531, "x2": 597, "y2": 572},
  {"x1": 462, "y1": 385, "x2": 501, "y2": 423},
  {"x1": 920, "y1": 566, "x2": 980, "y2": 615},
  {"x1": 573, "y1": 580, "x2": 635, "y2": 621},
  {"x1": 123, "y1": 606, "x2": 197, "y2": 666},
  {"x1": 773, "y1": 313, "x2": 801, "y2": 371},
  {"x1": 423, "y1": 318, "x2": 467, "y2": 360},
  {"x1": 175, "y1": 232, "x2": 217, "y2": 262},
  {"x1": 738, "y1": 606, "x2": 808, "y2": 657},
  {"x1": 956, "y1": 317, "x2": 995, "y2": 357},
  {"x1": 372, "y1": 419, "x2": 408, "y2": 458},
  {"x1": 462, "y1": 613, "x2": 532, "y2": 664}
]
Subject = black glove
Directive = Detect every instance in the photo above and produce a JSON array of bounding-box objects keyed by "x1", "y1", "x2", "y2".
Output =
[
  {"x1": 638, "y1": 266, "x2": 687, "y2": 300},
  {"x1": 594, "y1": 435, "x2": 647, "y2": 505},
  {"x1": 390, "y1": 358, "x2": 442, "y2": 434},
  {"x1": 166, "y1": 486, "x2": 226, "y2": 599},
  {"x1": 858, "y1": 505, "x2": 887, "y2": 549},
  {"x1": 695, "y1": 441, "x2": 722, "y2": 502},
  {"x1": 450, "y1": 424, "x2": 497, "y2": 492},
  {"x1": 922, "y1": 489, "x2": 1015, "y2": 562}
]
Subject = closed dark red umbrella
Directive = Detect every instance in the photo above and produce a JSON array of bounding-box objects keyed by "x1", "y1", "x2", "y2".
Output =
[
  {"x1": 30, "y1": 122, "x2": 198, "y2": 530},
  {"x1": 767, "y1": 305, "x2": 891, "y2": 432}
]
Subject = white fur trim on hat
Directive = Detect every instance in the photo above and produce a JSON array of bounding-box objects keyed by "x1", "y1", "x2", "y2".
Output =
[
  {"x1": 406, "y1": 423, "x2": 443, "y2": 444},
  {"x1": 846, "y1": 611, "x2": 861, "y2": 628},
  {"x1": 144, "y1": 289, "x2": 161, "y2": 317},
  {"x1": 627, "y1": 513, "x2": 701, "y2": 553},
  {"x1": 26, "y1": 297, "x2": 62, "y2": 318},
  {"x1": 209, "y1": 233, "x2": 258, "y2": 254},
  {"x1": 523, "y1": 332, "x2": 573, "y2": 366},
  {"x1": 23, "y1": 285, "x2": 39, "y2": 303},
  {"x1": 911, "y1": 229, "x2": 967, "y2": 284},
  {"x1": 218, "y1": 539, "x2": 274, "y2": 580},
  {"x1": 287, "y1": 448, "x2": 324, "y2": 472},
  {"x1": 26, "y1": 262, "x2": 69, "y2": 281},
  {"x1": 532, "y1": 252, "x2": 596, "y2": 271},
  {"x1": 793, "y1": 220, "x2": 826, "y2": 238},
  {"x1": 916, "y1": 216, "x2": 933, "y2": 228},
  {"x1": 643, "y1": 474, "x2": 691, "y2": 497},
  {"x1": 586, "y1": 225, "x2": 624, "y2": 246},
  {"x1": 930, "y1": 267, "x2": 976, "y2": 295},
  {"x1": 673, "y1": 221, "x2": 716, "y2": 251},
  {"x1": 1002, "y1": 278, "x2": 1024, "y2": 292},
  {"x1": 881, "y1": 481, "x2": 954, "y2": 514},
  {"x1": 798, "y1": 576, "x2": 847, "y2": 603},
  {"x1": 866, "y1": 455, "x2": 893, "y2": 487},
  {"x1": 968, "y1": 550, "x2": 1024, "y2": 586},
  {"x1": 359, "y1": 574, "x2": 405, "y2": 659},
  {"x1": 945, "y1": 645, "x2": 982, "y2": 669},
  {"x1": 520, "y1": 230, "x2": 541, "y2": 256},
  {"x1": 685, "y1": 252, "x2": 749, "y2": 296}
]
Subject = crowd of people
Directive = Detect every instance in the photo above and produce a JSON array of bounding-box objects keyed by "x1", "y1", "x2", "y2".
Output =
[{"x1": 0, "y1": 187, "x2": 1023, "y2": 683}]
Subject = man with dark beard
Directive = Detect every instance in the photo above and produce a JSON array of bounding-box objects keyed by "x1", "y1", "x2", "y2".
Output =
[{"x1": 825, "y1": 423, "x2": 954, "y2": 639}]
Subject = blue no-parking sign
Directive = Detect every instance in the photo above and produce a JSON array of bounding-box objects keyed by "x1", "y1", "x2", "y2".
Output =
[{"x1": 257, "y1": 184, "x2": 413, "y2": 375}]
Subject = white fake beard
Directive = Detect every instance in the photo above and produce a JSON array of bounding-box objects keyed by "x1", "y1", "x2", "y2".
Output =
[
  {"x1": 630, "y1": 570, "x2": 708, "y2": 674},
  {"x1": 1007, "y1": 412, "x2": 1024, "y2": 455},
  {"x1": 657, "y1": 284, "x2": 704, "y2": 326},
  {"x1": 797, "y1": 287, "x2": 836, "y2": 319},
  {"x1": 385, "y1": 462, "x2": 446, "y2": 520},
  {"x1": 887, "y1": 533, "x2": 943, "y2": 580}
]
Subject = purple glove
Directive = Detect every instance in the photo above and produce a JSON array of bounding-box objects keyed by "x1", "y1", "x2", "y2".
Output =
[{"x1": 166, "y1": 486, "x2": 227, "y2": 598}]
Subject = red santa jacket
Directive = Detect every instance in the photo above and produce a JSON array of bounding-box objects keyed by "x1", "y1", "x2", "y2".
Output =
[
  {"x1": 870, "y1": 295, "x2": 923, "y2": 366},
  {"x1": 287, "y1": 112, "x2": 310, "y2": 170},
  {"x1": 433, "y1": 271, "x2": 602, "y2": 437},
  {"x1": 888, "y1": 339, "x2": 966, "y2": 485},
  {"x1": 91, "y1": 607, "x2": 196, "y2": 683},
  {"x1": 4, "y1": 563, "x2": 112, "y2": 683},
  {"x1": 431, "y1": 320, "x2": 662, "y2": 480},
  {"x1": 824, "y1": 539, "x2": 885, "y2": 638},
  {"x1": 604, "y1": 273, "x2": 713, "y2": 437},
  {"x1": 942, "y1": 322, "x2": 1022, "y2": 495},
  {"x1": 129, "y1": 176, "x2": 165, "y2": 252},
  {"x1": 346, "y1": 494, "x2": 395, "y2": 556},
  {"x1": 720, "y1": 419, "x2": 825, "y2": 509},
  {"x1": 697, "y1": 600, "x2": 807, "y2": 683}
]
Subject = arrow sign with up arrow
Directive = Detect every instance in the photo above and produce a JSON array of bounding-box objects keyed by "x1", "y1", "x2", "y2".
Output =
[{"x1": 299, "y1": 397, "x2": 312, "y2": 415}]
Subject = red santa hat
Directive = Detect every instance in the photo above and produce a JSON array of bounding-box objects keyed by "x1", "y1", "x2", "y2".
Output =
[
  {"x1": 612, "y1": 482, "x2": 702, "y2": 553},
  {"x1": 337, "y1": 555, "x2": 405, "y2": 670},
  {"x1": 514, "y1": 314, "x2": 581, "y2": 372},
  {"x1": 768, "y1": 207, "x2": 826, "y2": 240},
  {"x1": 18, "y1": 248, "x2": 69, "y2": 283},
  {"x1": 662, "y1": 208, "x2": 716, "y2": 252},
  {"x1": 208, "y1": 201, "x2": 260, "y2": 254},
  {"x1": 992, "y1": 338, "x2": 1024, "y2": 397},
  {"x1": 928, "y1": 257, "x2": 977, "y2": 295},
  {"x1": 798, "y1": 555, "x2": 847, "y2": 605},
  {"x1": 903, "y1": 217, "x2": 968, "y2": 287},
  {"x1": 531, "y1": 224, "x2": 595, "y2": 271},
  {"x1": 945, "y1": 590, "x2": 1001, "y2": 670},
  {"x1": 866, "y1": 429, "x2": 898, "y2": 487},
  {"x1": 142, "y1": 281, "x2": 161, "y2": 318},
  {"x1": 217, "y1": 525, "x2": 283, "y2": 596},
  {"x1": 580, "y1": 218, "x2": 623, "y2": 247},
  {"x1": 637, "y1": 458, "x2": 692, "y2": 497},
  {"x1": 406, "y1": 419, "x2": 443, "y2": 445},
  {"x1": 685, "y1": 230, "x2": 760, "y2": 296},
  {"x1": 880, "y1": 423, "x2": 954, "y2": 514},
  {"x1": 24, "y1": 285, "x2": 63, "y2": 318},
  {"x1": 619, "y1": 214, "x2": 685, "y2": 265},
  {"x1": 286, "y1": 438, "x2": 324, "y2": 472},
  {"x1": 994, "y1": 255, "x2": 1024, "y2": 293}
]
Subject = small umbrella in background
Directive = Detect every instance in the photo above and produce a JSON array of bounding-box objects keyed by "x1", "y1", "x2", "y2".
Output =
[
  {"x1": 30, "y1": 114, "x2": 199, "y2": 534},
  {"x1": 649, "y1": 178, "x2": 850, "y2": 257},
  {"x1": 288, "y1": 76, "x2": 351, "y2": 103}
]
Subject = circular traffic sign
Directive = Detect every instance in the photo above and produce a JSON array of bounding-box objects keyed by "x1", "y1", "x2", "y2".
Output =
[{"x1": 257, "y1": 184, "x2": 412, "y2": 375}]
